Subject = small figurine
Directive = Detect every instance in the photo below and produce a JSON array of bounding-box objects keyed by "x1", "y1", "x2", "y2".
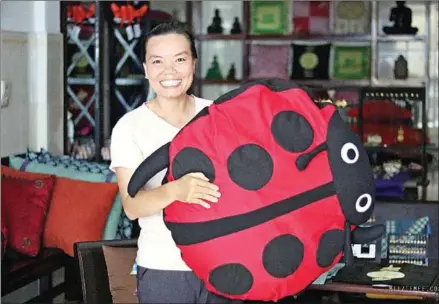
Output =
[
  {"x1": 383, "y1": 1, "x2": 418, "y2": 35},
  {"x1": 396, "y1": 126, "x2": 405, "y2": 143},
  {"x1": 205, "y1": 55, "x2": 223, "y2": 79},
  {"x1": 227, "y1": 63, "x2": 237, "y2": 80},
  {"x1": 393, "y1": 55, "x2": 408, "y2": 79},
  {"x1": 230, "y1": 17, "x2": 242, "y2": 34},
  {"x1": 207, "y1": 9, "x2": 224, "y2": 34}
]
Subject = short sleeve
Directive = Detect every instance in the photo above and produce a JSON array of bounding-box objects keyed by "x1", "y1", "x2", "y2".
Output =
[{"x1": 109, "y1": 120, "x2": 144, "y2": 172}]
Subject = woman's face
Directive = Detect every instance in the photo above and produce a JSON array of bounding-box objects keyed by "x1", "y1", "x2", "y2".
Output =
[{"x1": 144, "y1": 33, "x2": 195, "y2": 99}]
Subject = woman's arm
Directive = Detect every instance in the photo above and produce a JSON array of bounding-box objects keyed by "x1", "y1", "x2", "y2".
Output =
[
  {"x1": 115, "y1": 167, "x2": 176, "y2": 220},
  {"x1": 115, "y1": 168, "x2": 220, "y2": 220},
  {"x1": 110, "y1": 119, "x2": 220, "y2": 220}
]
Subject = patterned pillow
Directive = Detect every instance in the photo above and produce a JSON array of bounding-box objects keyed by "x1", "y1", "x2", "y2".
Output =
[
  {"x1": 292, "y1": 1, "x2": 330, "y2": 35},
  {"x1": 11, "y1": 149, "x2": 131, "y2": 240},
  {"x1": 248, "y1": 44, "x2": 289, "y2": 79},
  {"x1": 331, "y1": 43, "x2": 371, "y2": 80},
  {"x1": 116, "y1": 214, "x2": 133, "y2": 239},
  {"x1": 36, "y1": 149, "x2": 133, "y2": 239},
  {"x1": 26, "y1": 149, "x2": 111, "y2": 174},
  {"x1": 290, "y1": 41, "x2": 331, "y2": 79},
  {"x1": 1, "y1": 175, "x2": 56, "y2": 257},
  {"x1": 332, "y1": 1, "x2": 370, "y2": 34}
]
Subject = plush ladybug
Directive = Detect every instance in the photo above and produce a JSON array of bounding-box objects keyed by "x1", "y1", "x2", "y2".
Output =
[{"x1": 128, "y1": 79, "x2": 385, "y2": 301}]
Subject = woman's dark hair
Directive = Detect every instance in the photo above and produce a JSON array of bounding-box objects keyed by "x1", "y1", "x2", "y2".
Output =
[{"x1": 144, "y1": 21, "x2": 198, "y2": 60}]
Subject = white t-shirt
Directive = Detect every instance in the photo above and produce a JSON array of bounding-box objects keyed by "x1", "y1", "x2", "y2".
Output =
[{"x1": 109, "y1": 96, "x2": 213, "y2": 271}]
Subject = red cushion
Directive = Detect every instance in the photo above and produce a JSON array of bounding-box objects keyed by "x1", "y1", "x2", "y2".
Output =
[
  {"x1": 1, "y1": 175, "x2": 55, "y2": 257},
  {"x1": 1, "y1": 211, "x2": 7, "y2": 260},
  {"x1": 347, "y1": 101, "x2": 412, "y2": 121}
]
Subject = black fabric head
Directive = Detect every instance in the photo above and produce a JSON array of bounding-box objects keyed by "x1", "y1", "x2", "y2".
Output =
[{"x1": 326, "y1": 112, "x2": 375, "y2": 226}]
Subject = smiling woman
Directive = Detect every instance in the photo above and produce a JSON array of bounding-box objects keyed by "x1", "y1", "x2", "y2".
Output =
[
  {"x1": 144, "y1": 27, "x2": 197, "y2": 100},
  {"x1": 109, "y1": 21, "x2": 238, "y2": 304}
]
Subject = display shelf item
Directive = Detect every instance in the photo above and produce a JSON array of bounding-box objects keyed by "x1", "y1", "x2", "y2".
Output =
[
  {"x1": 381, "y1": 216, "x2": 432, "y2": 265},
  {"x1": 332, "y1": 1, "x2": 371, "y2": 34},
  {"x1": 387, "y1": 216, "x2": 431, "y2": 266},
  {"x1": 331, "y1": 42, "x2": 371, "y2": 80},
  {"x1": 249, "y1": 44, "x2": 290, "y2": 79},
  {"x1": 356, "y1": 87, "x2": 429, "y2": 200},
  {"x1": 188, "y1": 0, "x2": 433, "y2": 107},
  {"x1": 388, "y1": 233, "x2": 429, "y2": 266},
  {"x1": 381, "y1": 1, "x2": 419, "y2": 35},
  {"x1": 290, "y1": 41, "x2": 331, "y2": 80},
  {"x1": 249, "y1": 0, "x2": 288, "y2": 35},
  {"x1": 357, "y1": 88, "x2": 427, "y2": 147},
  {"x1": 292, "y1": 1, "x2": 330, "y2": 35}
]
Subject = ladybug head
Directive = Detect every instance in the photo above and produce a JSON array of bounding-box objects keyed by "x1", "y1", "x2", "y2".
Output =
[
  {"x1": 294, "y1": 101, "x2": 375, "y2": 226},
  {"x1": 325, "y1": 110, "x2": 375, "y2": 226}
]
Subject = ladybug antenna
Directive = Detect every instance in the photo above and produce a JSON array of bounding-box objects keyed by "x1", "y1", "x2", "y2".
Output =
[
  {"x1": 128, "y1": 142, "x2": 170, "y2": 197},
  {"x1": 344, "y1": 221, "x2": 354, "y2": 266},
  {"x1": 295, "y1": 142, "x2": 328, "y2": 171}
]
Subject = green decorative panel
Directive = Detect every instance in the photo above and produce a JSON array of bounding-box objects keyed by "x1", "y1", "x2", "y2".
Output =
[
  {"x1": 332, "y1": 44, "x2": 371, "y2": 80},
  {"x1": 250, "y1": 0, "x2": 288, "y2": 35}
]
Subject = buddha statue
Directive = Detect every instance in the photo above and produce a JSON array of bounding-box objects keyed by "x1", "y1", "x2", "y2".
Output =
[
  {"x1": 383, "y1": 1, "x2": 418, "y2": 35},
  {"x1": 207, "y1": 9, "x2": 224, "y2": 34}
]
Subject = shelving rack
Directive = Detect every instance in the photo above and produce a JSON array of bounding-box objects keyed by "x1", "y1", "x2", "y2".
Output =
[
  {"x1": 107, "y1": 20, "x2": 148, "y2": 137},
  {"x1": 187, "y1": 1, "x2": 433, "y2": 96},
  {"x1": 61, "y1": 1, "x2": 104, "y2": 161},
  {"x1": 358, "y1": 87, "x2": 429, "y2": 201},
  {"x1": 62, "y1": 1, "x2": 151, "y2": 160}
]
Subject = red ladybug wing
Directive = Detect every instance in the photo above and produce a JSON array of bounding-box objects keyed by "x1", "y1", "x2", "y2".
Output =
[
  {"x1": 178, "y1": 196, "x2": 345, "y2": 301},
  {"x1": 165, "y1": 86, "x2": 332, "y2": 223}
]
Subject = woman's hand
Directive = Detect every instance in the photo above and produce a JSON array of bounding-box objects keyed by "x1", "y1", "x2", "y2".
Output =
[{"x1": 170, "y1": 172, "x2": 221, "y2": 208}]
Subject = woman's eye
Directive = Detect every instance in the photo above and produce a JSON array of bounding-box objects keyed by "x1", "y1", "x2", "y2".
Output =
[
  {"x1": 152, "y1": 60, "x2": 161, "y2": 64},
  {"x1": 176, "y1": 57, "x2": 186, "y2": 62}
]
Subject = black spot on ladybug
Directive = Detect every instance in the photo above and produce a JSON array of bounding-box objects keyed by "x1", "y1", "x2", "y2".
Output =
[
  {"x1": 316, "y1": 229, "x2": 344, "y2": 268},
  {"x1": 262, "y1": 234, "x2": 304, "y2": 278},
  {"x1": 172, "y1": 147, "x2": 216, "y2": 182},
  {"x1": 227, "y1": 144, "x2": 273, "y2": 190},
  {"x1": 271, "y1": 111, "x2": 314, "y2": 153},
  {"x1": 209, "y1": 263, "x2": 253, "y2": 295}
]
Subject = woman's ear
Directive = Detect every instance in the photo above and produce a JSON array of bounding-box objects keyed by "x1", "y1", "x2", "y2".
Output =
[
  {"x1": 143, "y1": 62, "x2": 148, "y2": 79},
  {"x1": 193, "y1": 59, "x2": 197, "y2": 74}
]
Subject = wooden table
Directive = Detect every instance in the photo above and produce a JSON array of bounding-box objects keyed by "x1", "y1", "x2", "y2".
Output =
[{"x1": 309, "y1": 281, "x2": 439, "y2": 302}]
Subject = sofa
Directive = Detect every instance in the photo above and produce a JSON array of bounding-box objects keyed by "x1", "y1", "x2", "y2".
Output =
[{"x1": 1, "y1": 149, "x2": 138, "y2": 302}]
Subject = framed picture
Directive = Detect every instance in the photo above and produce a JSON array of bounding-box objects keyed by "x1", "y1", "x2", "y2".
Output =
[{"x1": 250, "y1": 0, "x2": 288, "y2": 35}]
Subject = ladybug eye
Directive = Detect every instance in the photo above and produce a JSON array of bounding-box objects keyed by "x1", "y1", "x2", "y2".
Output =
[
  {"x1": 355, "y1": 193, "x2": 372, "y2": 213},
  {"x1": 340, "y1": 142, "x2": 359, "y2": 164}
]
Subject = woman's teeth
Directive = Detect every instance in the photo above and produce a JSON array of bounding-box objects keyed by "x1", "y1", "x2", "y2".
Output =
[{"x1": 160, "y1": 79, "x2": 182, "y2": 87}]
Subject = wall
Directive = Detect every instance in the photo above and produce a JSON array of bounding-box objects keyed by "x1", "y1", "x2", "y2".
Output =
[
  {"x1": 0, "y1": 1, "x2": 64, "y2": 157},
  {"x1": 1, "y1": 1, "x2": 64, "y2": 302}
]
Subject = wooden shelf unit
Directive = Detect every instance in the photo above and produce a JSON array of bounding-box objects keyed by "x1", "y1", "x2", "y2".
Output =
[{"x1": 186, "y1": 1, "x2": 433, "y2": 97}]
